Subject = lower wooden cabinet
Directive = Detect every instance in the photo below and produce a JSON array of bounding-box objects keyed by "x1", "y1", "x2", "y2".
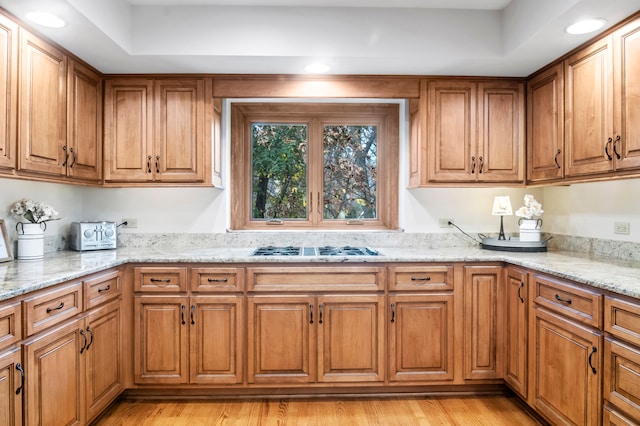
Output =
[
  {"x1": 530, "y1": 306, "x2": 602, "y2": 425},
  {"x1": 134, "y1": 295, "x2": 243, "y2": 385},
  {"x1": 247, "y1": 295, "x2": 385, "y2": 385},
  {"x1": 504, "y1": 266, "x2": 528, "y2": 398},
  {"x1": 0, "y1": 347, "x2": 22, "y2": 426}
]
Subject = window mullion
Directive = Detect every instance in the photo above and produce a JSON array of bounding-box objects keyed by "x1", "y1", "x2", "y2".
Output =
[{"x1": 308, "y1": 117, "x2": 322, "y2": 226}]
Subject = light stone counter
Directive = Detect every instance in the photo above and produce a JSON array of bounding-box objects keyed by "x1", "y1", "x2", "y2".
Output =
[{"x1": 0, "y1": 246, "x2": 639, "y2": 301}]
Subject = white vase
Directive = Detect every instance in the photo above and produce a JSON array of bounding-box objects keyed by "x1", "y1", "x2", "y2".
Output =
[
  {"x1": 519, "y1": 218, "x2": 542, "y2": 242},
  {"x1": 16, "y1": 222, "x2": 46, "y2": 260}
]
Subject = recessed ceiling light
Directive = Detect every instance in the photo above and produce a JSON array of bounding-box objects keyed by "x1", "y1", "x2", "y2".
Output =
[
  {"x1": 26, "y1": 11, "x2": 66, "y2": 28},
  {"x1": 566, "y1": 18, "x2": 606, "y2": 35},
  {"x1": 305, "y1": 63, "x2": 330, "y2": 74}
]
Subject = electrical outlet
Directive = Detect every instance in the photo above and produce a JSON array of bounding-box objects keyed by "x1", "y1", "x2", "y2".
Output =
[
  {"x1": 121, "y1": 218, "x2": 138, "y2": 228},
  {"x1": 439, "y1": 218, "x2": 454, "y2": 228},
  {"x1": 614, "y1": 221, "x2": 630, "y2": 235}
]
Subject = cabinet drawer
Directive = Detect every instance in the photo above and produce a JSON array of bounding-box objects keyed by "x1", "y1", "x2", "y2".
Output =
[
  {"x1": 531, "y1": 273, "x2": 602, "y2": 328},
  {"x1": 388, "y1": 265, "x2": 453, "y2": 291},
  {"x1": 0, "y1": 301, "x2": 21, "y2": 349},
  {"x1": 84, "y1": 269, "x2": 121, "y2": 309},
  {"x1": 134, "y1": 267, "x2": 187, "y2": 292},
  {"x1": 605, "y1": 296, "x2": 640, "y2": 347},
  {"x1": 23, "y1": 282, "x2": 83, "y2": 336},
  {"x1": 190, "y1": 267, "x2": 244, "y2": 292},
  {"x1": 603, "y1": 404, "x2": 638, "y2": 425},
  {"x1": 247, "y1": 266, "x2": 385, "y2": 292},
  {"x1": 604, "y1": 338, "x2": 640, "y2": 422}
]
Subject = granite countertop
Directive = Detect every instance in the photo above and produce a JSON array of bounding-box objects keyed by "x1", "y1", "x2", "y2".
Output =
[{"x1": 1, "y1": 246, "x2": 639, "y2": 301}]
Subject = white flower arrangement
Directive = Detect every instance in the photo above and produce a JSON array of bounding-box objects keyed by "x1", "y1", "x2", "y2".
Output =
[
  {"x1": 515, "y1": 194, "x2": 543, "y2": 220},
  {"x1": 10, "y1": 198, "x2": 59, "y2": 224}
]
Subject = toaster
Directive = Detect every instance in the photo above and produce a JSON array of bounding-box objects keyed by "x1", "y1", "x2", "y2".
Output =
[{"x1": 69, "y1": 221, "x2": 117, "y2": 251}]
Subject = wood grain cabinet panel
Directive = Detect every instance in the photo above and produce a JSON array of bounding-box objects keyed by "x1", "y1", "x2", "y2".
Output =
[
  {"x1": 134, "y1": 266, "x2": 188, "y2": 293},
  {"x1": 84, "y1": 269, "x2": 121, "y2": 310},
  {"x1": 504, "y1": 266, "x2": 528, "y2": 398},
  {"x1": 0, "y1": 12, "x2": 17, "y2": 172},
  {"x1": 0, "y1": 347, "x2": 22, "y2": 426},
  {"x1": 388, "y1": 265, "x2": 454, "y2": 292},
  {"x1": 0, "y1": 301, "x2": 20, "y2": 350},
  {"x1": 605, "y1": 296, "x2": 640, "y2": 347},
  {"x1": 23, "y1": 281, "x2": 82, "y2": 337},
  {"x1": 603, "y1": 404, "x2": 639, "y2": 425},
  {"x1": 604, "y1": 338, "x2": 640, "y2": 422},
  {"x1": 189, "y1": 267, "x2": 244, "y2": 293}
]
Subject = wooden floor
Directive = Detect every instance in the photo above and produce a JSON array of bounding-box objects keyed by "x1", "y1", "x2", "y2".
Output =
[{"x1": 92, "y1": 395, "x2": 541, "y2": 425}]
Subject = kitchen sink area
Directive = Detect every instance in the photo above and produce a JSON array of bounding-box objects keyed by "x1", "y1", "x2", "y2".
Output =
[{"x1": 251, "y1": 246, "x2": 381, "y2": 256}]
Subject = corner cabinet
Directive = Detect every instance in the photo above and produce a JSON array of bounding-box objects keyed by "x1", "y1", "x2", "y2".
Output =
[
  {"x1": 0, "y1": 12, "x2": 18, "y2": 173},
  {"x1": 104, "y1": 78, "x2": 212, "y2": 185}
]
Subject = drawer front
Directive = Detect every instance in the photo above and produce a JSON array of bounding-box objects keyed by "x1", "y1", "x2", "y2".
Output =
[
  {"x1": 134, "y1": 267, "x2": 187, "y2": 292},
  {"x1": 605, "y1": 296, "x2": 640, "y2": 347},
  {"x1": 532, "y1": 273, "x2": 602, "y2": 328},
  {"x1": 190, "y1": 267, "x2": 244, "y2": 292},
  {"x1": 604, "y1": 338, "x2": 640, "y2": 422},
  {"x1": 603, "y1": 404, "x2": 638, "y2": 426},
  {"x1": 23, "y1": 282, "x2": 83, "y2": 336},
  {"x1": 84, "y1": 269, "x2": 122, "y2": 309},
  {"x1": 0, "y1": 301, "x2": 21, "y2": 349},
  {"x1": 388, "y1": 265, "x2": 453, "y2": 291},
  {"x1": 247, "y1": 266, "x2": 385, "y2": 292}
]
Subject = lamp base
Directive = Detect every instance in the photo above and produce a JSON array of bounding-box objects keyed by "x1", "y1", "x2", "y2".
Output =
[{"x1": 480, "y1": 237, "x2": 547, "y2": 253}]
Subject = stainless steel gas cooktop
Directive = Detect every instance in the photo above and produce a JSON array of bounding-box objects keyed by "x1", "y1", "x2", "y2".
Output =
[{"x1": 251, "y1": 246, "x2": 379, "y2": 256}]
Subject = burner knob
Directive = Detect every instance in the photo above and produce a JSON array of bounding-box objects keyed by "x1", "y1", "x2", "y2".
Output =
[
  {"x1": 83, "y1": 229, "x2": 94, "y2": 238},
  {"x1": 105, "y1": 228, "x2": 114, "y2": 237}
]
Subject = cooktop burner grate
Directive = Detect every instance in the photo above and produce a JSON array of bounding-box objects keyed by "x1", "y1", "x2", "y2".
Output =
[
  {"x1": 251, "y1": 246, "x2": 379, "y2": 256},
  {"x1": 251, "y1": 246, "x2": 302, "y2": 256}
]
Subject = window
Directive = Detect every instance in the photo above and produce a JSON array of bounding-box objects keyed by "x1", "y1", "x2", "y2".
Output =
[{"x1": 230, "y1": 103, "x2": 399, "y2": 230}]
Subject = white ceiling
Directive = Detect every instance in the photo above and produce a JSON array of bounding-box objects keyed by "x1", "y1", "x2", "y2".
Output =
[{"x1": 1, "y1": 0, "x2": 639, "y2": 76}]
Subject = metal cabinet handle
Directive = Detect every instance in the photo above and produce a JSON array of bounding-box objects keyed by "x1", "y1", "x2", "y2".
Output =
[
  {"x1": 390, "y1": 303, "x2": 395, "y2": 323},
  {"x1": 309, "y1": 304, "x2": 314, "y2": 324},
  {"x1": 518, "y1": 282, "x2": 525, "y2": 303},
  {"x1": 156, "y1": 155, "x2": 160, "y2": 173},
  {"x1": 554, "y1": 149, "x2": 562, "y2": 169},
  {"x1": 15, "y1": 363, "x2": 24, "y2": 395},
  {"x1": 98, "y1": 284, "x2": 111, "y2": 293},
  {"x1": 411, "y1": 276, "x2": 431, "y2": 282},
  {"x1": 555, "y1": 294, "x2": 572, "y2": 305},
  {"x1": 69, "y1": 147, "x2": 76, "y2": 168},
  {"x1": 613, "y1": 135, "x2": 621, "y2": 160},
  {"x1": 147, "y1": 155, "x2": 152, "y2": 173},
  {"x1": 62, "y1": 146, "x2": 68, "y2": 166},
  {"x1": 605, "y1": 137, "x2": 613, "y2": 160},
  {"x1": 318, "y1": 304, "x2": 323, "y2": 324},
  {"x1": 471, "y1": 156, "x2": 476, "y2": 174},
  {"x1": 150, "y1": 278, "x2": 171, "y2": 283},
  {"x1": 46, "y1": 302, "x2": 64, "y2": 313},
  {"x1": 181, "y1": 305, "x2": 186, "y2": 325},
  {"x1": 588, "y1": 346, "x2": 597, "y2": 374},
  {"x1": 207, "y1": 278, "x2": 228, "y2": 283},
  {"x1": 478, "y1": 156, "x2": 484, "y2": 174},
  {"x1": 85, "y1": 326, "x2": 94, "y2": 351},
  {"x1": 80, "y1": 329, "x2": 87, "y2": 354},
  {"x1": 191, "y1": 305, "x2": 195, "y2": 325}
]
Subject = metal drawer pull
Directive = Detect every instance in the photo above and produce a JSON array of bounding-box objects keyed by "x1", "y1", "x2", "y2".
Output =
[
  {"x1": 309, "y1": 304, "x2": 314, "y2": 324},
  {"x1": 85, "y1": 326, "x2": 94, "y2": 351},
  {"x1": 518, "y1": 282, "x2": 525, "y2": 303},
  {"x1": 605, "y1": 137, "x2": 613, "y2": 160},
  {"x1": 181, "y1": 305, "x2": 186, "y2": 325},
  {"x1": 147, "y1": 155, "x2": 152, "y2": 173},
  {"x1": 588, "y1": 346, "x2": 597, "y2": 374},
  {"x1": 80, "y1": 329, "x2": 87, "y2": 354},
  {"x1": 471, "y1": 156, "x2": 476, "y2": 173},
  {"x1": 97, "y1": 284, "x2": 111, "y2": 293},
  {"x1": 554, "y1": 294, "x2": 572, "y2": 305},
  {"x1": 554, "y1": 149, "x2": 561, "y2": 169},
  {"x1": 191, "y1": 305, "x2": 195, "y2": 325},
  {"x1": 155, "y1": 155, "x2": 160, "y2": 174},
  {"x1": 411, "y1": 276, "x2": 431, "y2": 282},
  {"x1": 390, "y1": 303, "x2": 395, "y2": 323},
  {"x1": 319, "y1": 304, "x2": 324, "y2": 324},
  {"x1": 613, "y1": 135, "x2": 621, "y2": 159},
  {"x1": 69, "y1": 147, "x2": 76, "y2": 168},
  {"x1": 150, "y1": 278, "x2": 171, "y2": 283},
  {"x1": 207, "y1": 278, "x2": 228, "y2": 283},
  {"x1": 46, "y1": 302, "x2": 65, "y2": 313},
  {"x1": 62, "y1": 146, "x2": 69, "y2": 166},
  {"x1": 15, "y1": 363, "x2": 24, "y2": 395},
  {"x1": 478, "y1": 156, "x2": 484, "y2": 174}
]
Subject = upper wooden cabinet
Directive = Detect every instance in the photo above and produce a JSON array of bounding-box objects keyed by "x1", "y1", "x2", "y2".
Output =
[
  {"x1": 0, "y1": 12, "x2": 17, "y2": 173},
  {"x1": 410, "y1": 79, "x2": 525, "y2": 186},
  {"x1": 104, "y1": 77, "x2": 212, "y2": 184}
]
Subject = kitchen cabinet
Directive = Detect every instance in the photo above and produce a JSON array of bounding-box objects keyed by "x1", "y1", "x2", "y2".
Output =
[
  {"x1": 463, "y1": 265, "x2": 503, "y2": 380},
  {"x1": 0, "y1": 12, "x2": 17, "y2": 172},
  {"x1": 0, "y1": 347, "x2": 22, "y2": 426},
  {"x1": 503, "y1": 266, "x2": 528, "y2": 398},
  {"x1": 424, "y1": 79, "x2": 524, "y2": 184},
  {"x1": 526, "y1": 63, "x2": 564, "y2": 183},
  {"x1": 104, "y1": 78, "x2": 212, "y2": 184},
  {"x1": 387, "y1": 265, "x2": 455, "y2": 383},
  {"x1": 529, "y1": 273, "x2": 603, "y2": 425}
]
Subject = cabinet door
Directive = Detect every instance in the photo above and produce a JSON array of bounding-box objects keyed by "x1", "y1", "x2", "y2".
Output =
[
  {"x1": 103, "y1": 78, "x2": 154, "y2": 182},
  {"x1": 476, "y1": 81, "x2": 525, "y2": 183},
  {"x1": 317, "y1": 295, "x2": 385, "y2": 383},
  {"x1": 0, "y1": 347, "x2": 22, "y2": 426},
  {"x1": 613, "y1": 19, "x2": 640, "y2": 171},
  {"x1": 427, "y1": 80, "x2": 476, "y2": 182},
  {"x1": 154, "y1": 79, "x2": 206, "y2": 182},
  {"x1": 388, "y1": 294, "x2": 454, "y2": 382},
  {"x1": 565, "y1": 36, "x2": 614, "y2": 177},
  {"x1": 603, "y1": 338, "x2": 640, "y2": 422},
  {"x1": 247, "y1": 296, "x2": 315, "y2": 384},
  {"x1": 531, "y1": 307, "x2": 602, "y2": 426},
  {"x1": 463, "y1": 266, "x2": 503, "y2": 380},
  {"x1": 504, "y1": 267, "x2": 528, "y2": 398},
  {"x1": 84, "y1": 300, "x2": 123, "y2": 423},
  {"x1": 527, "y1": 64, "x2": 564, "y2": 182},
  {"x1": 67, "y1": 60, "x2": 102, "y2": 182},
  {"x1": 133, "y1": 295, "x2": 188, "y2": 384},
  {"x1": 18, "y1": 29, "x2": 67, "y2": 176},
  {"x1": 0, "y1": 13, "x2": 17, "y2": 172},
  {"x1": 189, "y1": 296, "x2": 243, "y2": 384},
  {"x1": 24, "y1": 321, "x2": 84, "y2": 426}
]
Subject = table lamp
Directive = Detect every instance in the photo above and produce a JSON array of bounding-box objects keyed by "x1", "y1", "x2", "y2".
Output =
[{"x1": 492, "y1": 196, "x2": 512, "y2": 240}]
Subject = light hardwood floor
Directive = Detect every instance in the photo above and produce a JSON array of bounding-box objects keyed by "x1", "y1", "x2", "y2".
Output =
[{"x1": 92, "y1": 395, "x2": 541, "y2": 425}]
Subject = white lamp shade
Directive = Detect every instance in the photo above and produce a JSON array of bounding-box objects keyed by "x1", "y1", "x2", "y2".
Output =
[{"x1": 492, "y1": 196, "x2": 513, "y2": 216}]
